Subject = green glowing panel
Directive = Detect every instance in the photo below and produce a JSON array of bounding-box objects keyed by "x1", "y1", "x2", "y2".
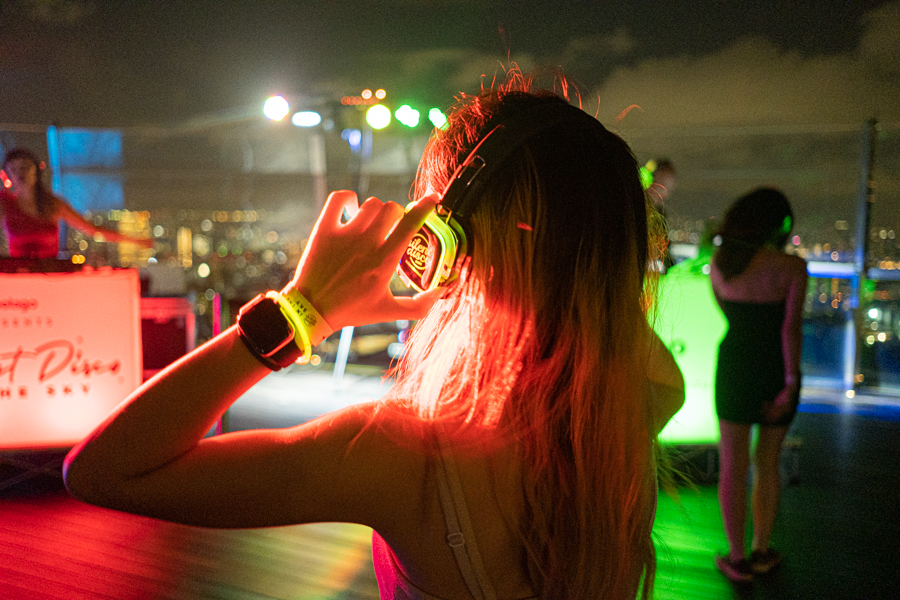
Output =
[{"x1": 654, "y1": 272, "x2": 727, "y2": 444}]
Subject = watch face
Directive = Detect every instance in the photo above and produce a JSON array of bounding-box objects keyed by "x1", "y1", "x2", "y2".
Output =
[{"x1": 239, "y1": 295, "x2": 295, "y2": 357}]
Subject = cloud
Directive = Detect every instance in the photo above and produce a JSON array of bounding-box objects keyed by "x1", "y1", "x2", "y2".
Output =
[
  {"x1": 858, "y1": 0, "x2": 900, "y2": 76},
  {"x1": 562, "y1": 28, "x2": 635, "y2": 63},
  {"x1": 594, "y1": 3, "x2": 900, "y2": 128},
  {"x1": 15, "y1": 0, "x2": 94, "y2": 24},
  {"x1": 584, "y1": 2, "x2": 900, "y2": 228}
]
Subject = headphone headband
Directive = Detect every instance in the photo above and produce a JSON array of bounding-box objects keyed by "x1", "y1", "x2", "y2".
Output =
[
  {"x1": 440, "y1": 102, "x2": 606, "y2": 219},
  {"x1": 398, "y1": 101, "x2": 608, "y2": 293}
]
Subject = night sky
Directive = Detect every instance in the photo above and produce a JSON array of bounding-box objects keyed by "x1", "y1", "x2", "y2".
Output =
[{"x1": 1, "y1": 0, "x2": 897, "y2": 128}]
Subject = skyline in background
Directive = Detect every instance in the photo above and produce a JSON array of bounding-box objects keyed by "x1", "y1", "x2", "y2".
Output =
[{"x1": 1, "y1": 0, "x2": 899, "y2": 229}]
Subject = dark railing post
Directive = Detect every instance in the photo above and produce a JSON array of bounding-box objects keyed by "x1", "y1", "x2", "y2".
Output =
[{"x1": 850, "y1": 119, "x2": 879, "y2": 392}]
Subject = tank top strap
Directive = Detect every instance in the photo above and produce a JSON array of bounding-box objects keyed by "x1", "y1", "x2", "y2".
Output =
[{"x1": 433, "y1": 423, "x2": 498, "y2": 600}]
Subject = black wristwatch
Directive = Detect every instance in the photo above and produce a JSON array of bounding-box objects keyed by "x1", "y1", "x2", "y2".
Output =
[{"x1": 236, "y1": 293, "x2": 303, "y2": 370}]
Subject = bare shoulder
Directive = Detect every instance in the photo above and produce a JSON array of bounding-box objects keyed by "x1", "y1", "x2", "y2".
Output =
[
  {"x1": 337, "y1": 400, "x2": 431, "y2": 472},
  {"x1": 785, "y1": 253, "x2": 808, "y2": 274},
  {"x1": 755, "y1": 249, "x2": 806, "y2": 277},
  {"x1": 49, "y1": 194, "x2": 76, "y2": 217},
  {"x1": 758, "y1": 247, "x2": 803, "y2": 266},
  {"x1": 301, "y1": 400, "x2": 431, "y2": 461},
  {"x1": 306, "y1": 401, "x2": 432, "y2": 519}
]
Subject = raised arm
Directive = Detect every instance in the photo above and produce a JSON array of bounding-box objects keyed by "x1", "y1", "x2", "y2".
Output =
[
  {"x1": 52, "y1": 196, "x2": 154, "y2": 248},
  {"x1": 64, "y1": 191, "x2": 440, "y2": 527}
]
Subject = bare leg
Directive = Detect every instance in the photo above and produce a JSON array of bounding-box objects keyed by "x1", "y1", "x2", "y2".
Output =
[
  {"x1": 718, "y1": 420, "x2": 752, "y2": 561},
  {"x1": 752, "y1": 424, "x2": 789, "y2": 552}
]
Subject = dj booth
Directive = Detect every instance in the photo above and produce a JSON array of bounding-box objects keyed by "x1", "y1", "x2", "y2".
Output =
[{"x1": 1, "y1": 260, "x2": 193, "y2": 488}]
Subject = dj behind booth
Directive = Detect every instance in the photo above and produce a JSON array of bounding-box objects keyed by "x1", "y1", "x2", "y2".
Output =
[{"x1": 0, "y1": 257, "x2": 194, "y2": 482}]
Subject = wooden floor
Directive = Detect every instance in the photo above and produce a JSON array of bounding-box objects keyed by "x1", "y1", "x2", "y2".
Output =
[{"x1": 2, "y1": 391, "x2": 899, "y2": 599}]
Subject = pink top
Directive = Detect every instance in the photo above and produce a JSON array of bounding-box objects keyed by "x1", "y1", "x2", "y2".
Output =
[{"x1": 1, "y1": 190, "x2": 59, "y2": 258}]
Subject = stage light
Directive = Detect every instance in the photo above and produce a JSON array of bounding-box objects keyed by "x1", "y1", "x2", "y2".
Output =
[
  {"x1": 361, "y1": 89, "x2": 373, "y2": 100},
  {"x1": 264, "y1": 95, "x2": 290, "y2": 121},
  {"x1": 395, "y1": 104, "x2": 420, "y2": 128},
  {"x1": 292, "y1": 111, "x2": 322, "y2": 127},
  {"x1": 341, "y1": 128, "x2": 362, "y2": 151},
  {"x1": 366, "y1": 104, "x2": 391, "y2": 129},
  {"x1": 428, "y1": 108, "x2": 448, "y2": 129},
  {"x1": 375, "y1": 89, "x2": 386, "y2": 99}
]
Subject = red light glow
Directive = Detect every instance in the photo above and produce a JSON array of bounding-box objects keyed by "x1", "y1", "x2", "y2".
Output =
[{"x1": 341, "y1": 96, "x2": 377, "y2": 105}]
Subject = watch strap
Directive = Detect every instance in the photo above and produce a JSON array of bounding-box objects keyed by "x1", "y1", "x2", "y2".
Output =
[{"x1": 236, "y1": 293, "x2": 304, "y2": 370}]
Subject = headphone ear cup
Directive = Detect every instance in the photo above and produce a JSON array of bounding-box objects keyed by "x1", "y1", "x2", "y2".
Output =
[
  {"x1": 781, "y1": 215, "x2": 792, "y2": 235},
  {"x1": 397, "y1": 210, "x2": 468, "y2": 292}
]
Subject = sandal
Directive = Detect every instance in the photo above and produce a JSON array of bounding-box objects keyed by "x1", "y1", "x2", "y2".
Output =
[
  {"x1": 750, "y1": 548, "x2": 782, "y2": 574},
  {"x1": 715, "y1": 553, "x2": 754, "y2": 583}
]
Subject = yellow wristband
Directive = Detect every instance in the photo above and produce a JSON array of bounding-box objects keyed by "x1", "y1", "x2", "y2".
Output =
[
  {"x1": 266, "y1": 291, "x2": 311, "y2": 365},
  {"x1": 279, "y1": 288, "x2": 333, "y2": 346}
]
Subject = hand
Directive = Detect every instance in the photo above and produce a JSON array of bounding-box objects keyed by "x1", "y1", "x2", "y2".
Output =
[
  {"x1": 763, "y1": 384, "x2": 799, "y2": 424},
  {"x1": 284, "y1": 190, "x2": 443, "y2": 330}
]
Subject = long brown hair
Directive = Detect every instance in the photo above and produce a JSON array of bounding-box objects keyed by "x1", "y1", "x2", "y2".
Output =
[
  {"x1": 386, "y1": 72, "x2": 661, "y2": 598},
  {"x1": 713, "y1": 187, "x2": 794, "y2": 281},
  {"x1": 2, "y1": 148, "x2": 55, "y2": 217}
]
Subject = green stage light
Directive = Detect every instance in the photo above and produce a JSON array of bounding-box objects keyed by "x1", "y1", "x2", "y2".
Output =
[
  {"x1": 366, "y1": 104, "x2": 391, "y2": 130},
  {"x1": 395, "y1": 105, "x2": 420, "y2": 128},
  {"x1": 428, "y1": 108, "x2": 448, "y2": 130}
]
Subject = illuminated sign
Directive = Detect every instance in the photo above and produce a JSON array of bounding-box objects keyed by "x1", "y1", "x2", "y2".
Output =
[{"x1": 0, "y1": 269, "x2": 142, "y2": 449}]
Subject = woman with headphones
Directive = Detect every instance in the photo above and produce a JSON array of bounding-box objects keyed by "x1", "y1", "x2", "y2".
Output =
[
  {"x1": 64, "y1": 75, "x2": 684, "y2": 600},
  {"x1": 710, "y1": 188, "x2": 807, "y2": 583}
]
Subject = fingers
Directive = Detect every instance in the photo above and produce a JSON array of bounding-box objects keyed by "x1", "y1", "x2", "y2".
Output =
[
  {"x1": 353, "y1": 197, "x2": 393, "y2": 233},
  {"x1": 318, "y1": 190, "x2": 359, "y2": 230},
  {"x1": 367, "y1": 200, "x2": 405, "y2": 237},
  {"x1": 384, "y1": 194, "x2": 439, "y2": 250},
  {"x1": 406, "y1": 194, "x2": 440, "y2": 227}
]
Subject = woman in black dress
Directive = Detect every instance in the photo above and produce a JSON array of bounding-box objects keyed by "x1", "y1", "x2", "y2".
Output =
[{"x1": 710, "y1": 188, "x2": 807, "y2": 583}]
